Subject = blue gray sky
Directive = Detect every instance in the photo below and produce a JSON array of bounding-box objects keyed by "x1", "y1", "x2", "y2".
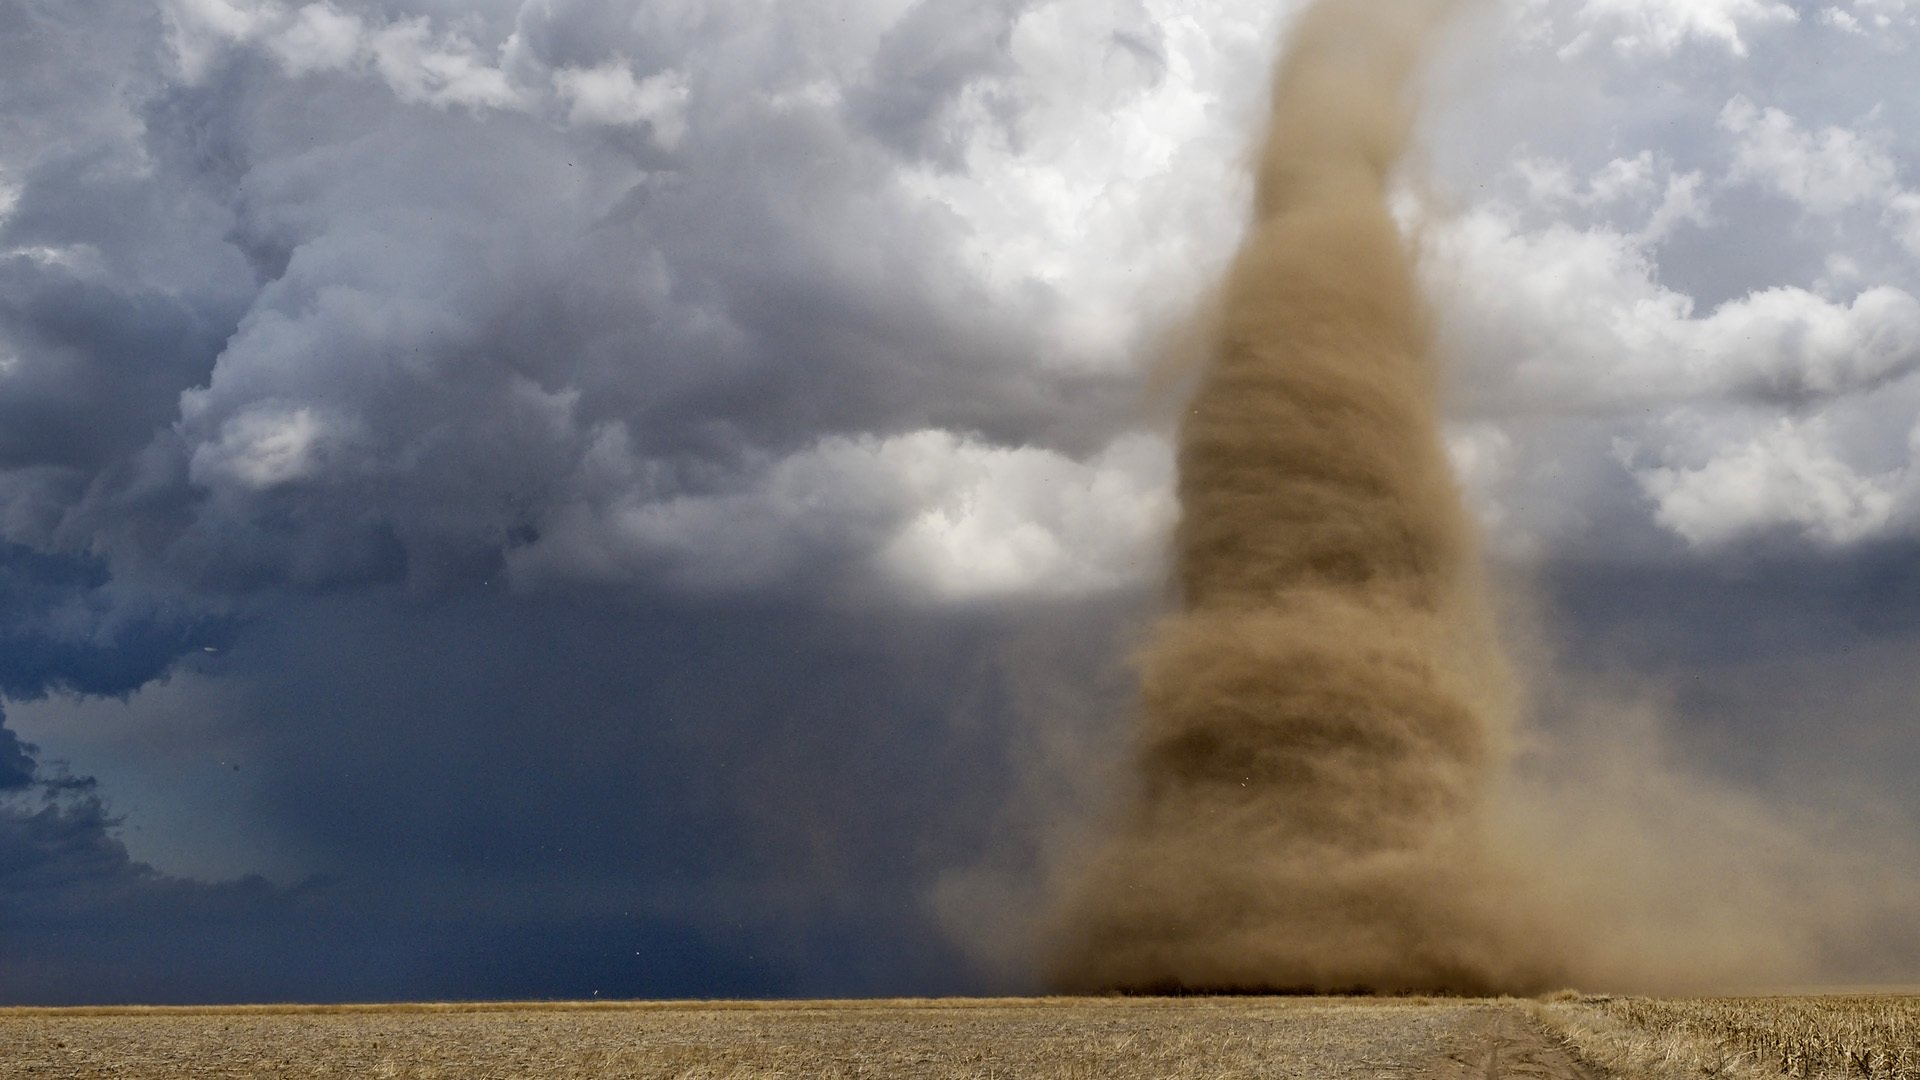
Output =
[{"x1": 2, "y1": 0, "x2": 1919, "y2": 1003}]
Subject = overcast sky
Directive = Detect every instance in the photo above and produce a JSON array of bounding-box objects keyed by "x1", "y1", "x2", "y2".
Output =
[{"x1": 3, "y1": 0, "x2": 1919, "y2": 1003}]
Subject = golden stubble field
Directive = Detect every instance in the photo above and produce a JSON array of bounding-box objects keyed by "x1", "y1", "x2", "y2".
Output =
[
  {"x1": 1536, "y1": 993, "x2": 1920, "y2": 1079},
  {"x1": 0, "y1": 996, "x2": 1593, "y2": 1080},
  {"x1": 2, "y1": 993, "x2": 1915, "y2": 1079}
]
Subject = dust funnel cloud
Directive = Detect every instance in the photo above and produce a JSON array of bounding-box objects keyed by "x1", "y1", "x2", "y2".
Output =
[{"x1": 1048, "y1": 0, "x2": 1562, "y2": 995}]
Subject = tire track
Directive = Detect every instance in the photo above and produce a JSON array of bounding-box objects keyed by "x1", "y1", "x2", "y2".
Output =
[{"x1": 1429, "y1": 1005, "x2": 1612, "y2": 1080}]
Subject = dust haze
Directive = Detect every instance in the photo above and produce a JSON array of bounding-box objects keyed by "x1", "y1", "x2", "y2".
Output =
[
  {"x1": 1045, "y1": 0, "x2": 1562, "y2": 995},
  {"x1": 1032, "y1": 0, "x2": 1920, "y2": 996}
]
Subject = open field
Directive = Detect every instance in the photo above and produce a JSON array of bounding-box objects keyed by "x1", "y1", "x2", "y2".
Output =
[
  {"x1": 10, "y1": 993, "x2": 1920, "y2": 1079},
  {"x1": 1537, "y1": 994, "x2": 1920, "y2": 1080},
  {"x1": 0, "y1": 996, "x2": 1602, "y2": 1079}
]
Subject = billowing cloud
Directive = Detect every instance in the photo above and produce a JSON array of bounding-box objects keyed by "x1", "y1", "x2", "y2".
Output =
[
  {"x1": 553, "y1": 64, "x2": 691, "y2": 142},
  {"x1": 1420, "y1": 73, "x2": 1920, "y2": 556},
  {"x1": 1627, "y1": 414, "x2": 1907, "y2": 547},
  {"x1": 1553, "y1": 0, "x2": 1797, "y2": 57},
  {"x1": 1430, "y1": 191, "x2": 1920, "y2": 410},
  {"x1": 508, "y1": 430, "x2": 1172, "y2": 601},
  {"x1": 7, "y1": 0, "x2": 1268, "y2": 604},
  {"x1": 0, "y1": 0, "x2": 1234, "y2": 1001},
  {"x1": 1818, "y1": 0, "x2": 1920, "y2": 39},
  {"x1": 1721, "y1": 96, "x2": 1903, "y2": 215}
]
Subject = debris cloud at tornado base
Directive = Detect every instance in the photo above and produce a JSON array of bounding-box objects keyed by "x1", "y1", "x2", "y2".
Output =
[{"x1": 1045, "y1": 0, "x2": 1568, "y2": 996}]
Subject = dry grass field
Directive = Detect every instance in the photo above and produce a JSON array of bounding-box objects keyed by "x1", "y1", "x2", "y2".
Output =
[
  {"x1": 11, "y1": 993, "x2": 1918, "y2": 1079},
  {"x1": 1536, "y1": 994, "x2": 1920, "y2": 1080},
  {"x1": 0, "y1": 995, "x2": 1604, "y2": 1080}
]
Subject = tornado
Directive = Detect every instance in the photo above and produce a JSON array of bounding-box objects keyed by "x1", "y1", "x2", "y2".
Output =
[{"x1": 1049, "y1": 0, "x2": 1561, "y2": 995}]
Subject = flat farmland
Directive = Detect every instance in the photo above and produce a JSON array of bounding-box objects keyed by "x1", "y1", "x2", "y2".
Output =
[
  {"x1": 0, "y1": 996, "x2": 1604, "y2": 1080},
  {"x1": 1536, "y1": 993, "x2": 1920, "y2": 1079}
]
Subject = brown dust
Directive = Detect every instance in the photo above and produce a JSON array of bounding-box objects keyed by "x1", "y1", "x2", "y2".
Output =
[{"x1": 1046, "y1": 0, "x2": 1564, "y2": 996}]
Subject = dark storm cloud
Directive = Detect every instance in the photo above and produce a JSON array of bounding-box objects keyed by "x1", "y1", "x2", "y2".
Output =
[
  {"x1": 0, "y1": 768, "x2": 287, "y2": 1004},
  {"x1": 0, "y1": 0, "x2": 1178, "y2": 1003},
  {"x1": 1, "y1": 1, "x2": 254, "y2": 503},
  {"x1": 0, "y1": 725, "x2": 31, "y2": 790},
  {"x1": 1538, "y1": 541, "x2": 1920, "y2": 793},
  {"x1": 1547, "y1": 541, "x2": 1920, "y2": 670},
  {"x1": 203, "y1": 589, "x2": 1131, "y2": 983},
  {"x1": 0, "y1": 0, "x2": 1138, "y2": 599},
  {"x1": 0, "y1": 556, "x2": 1134, "y2": 1003},
  {"x1": 0, "y1": 543, "x2": 228, "y2": 700},
  {"x1": 0, "y1": 750, "x2": 782, "y2": 1006},
  {"x1": 0, "y1": 540, "x2": 299, "y2": 1006},
  {"x1": 0, "y1": 263, "x2": 235, "y2": 470},
  {"x1": 0, "y1": 579, "x2": 1143, "y2": 1003}
]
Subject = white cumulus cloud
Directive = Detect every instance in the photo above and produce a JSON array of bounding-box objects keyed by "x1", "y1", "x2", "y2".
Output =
[
  {"x1": 1429, "y1": 199, "x2": 1920, "y2": 410},
  {"x1": 507, "y1": 431, "x2": 1175, "y2": 602},
  {"x1": 1558, "y1": 0, "x2": 1797, "y2": 57},
  {"x1": 553, "y1": 64, "x2": 692, "y2": 145},
  {"x1": 1721, "y1": 96, "x2": 1901, "y2": 215},
  {"x1": 1629, "y1": 416, "x2": 1903, "y2": 547}
]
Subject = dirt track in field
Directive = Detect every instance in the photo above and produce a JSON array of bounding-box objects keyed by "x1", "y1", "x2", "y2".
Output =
[
  {"x1": 0, "y1": 997, "x2": 1608, "y2": 1079},
  {"x1": 1429, "y1": 1006, "x2": 1610, "y2": 1080}
]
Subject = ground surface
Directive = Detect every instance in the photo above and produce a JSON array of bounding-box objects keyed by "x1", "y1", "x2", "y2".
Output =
[
  {"x1": 0, "y1": 997, "x2": 1606, "y2": 1079},
  {"x1": 1538, "y1": 994, "x2": 1920, "y2": 1079}
]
